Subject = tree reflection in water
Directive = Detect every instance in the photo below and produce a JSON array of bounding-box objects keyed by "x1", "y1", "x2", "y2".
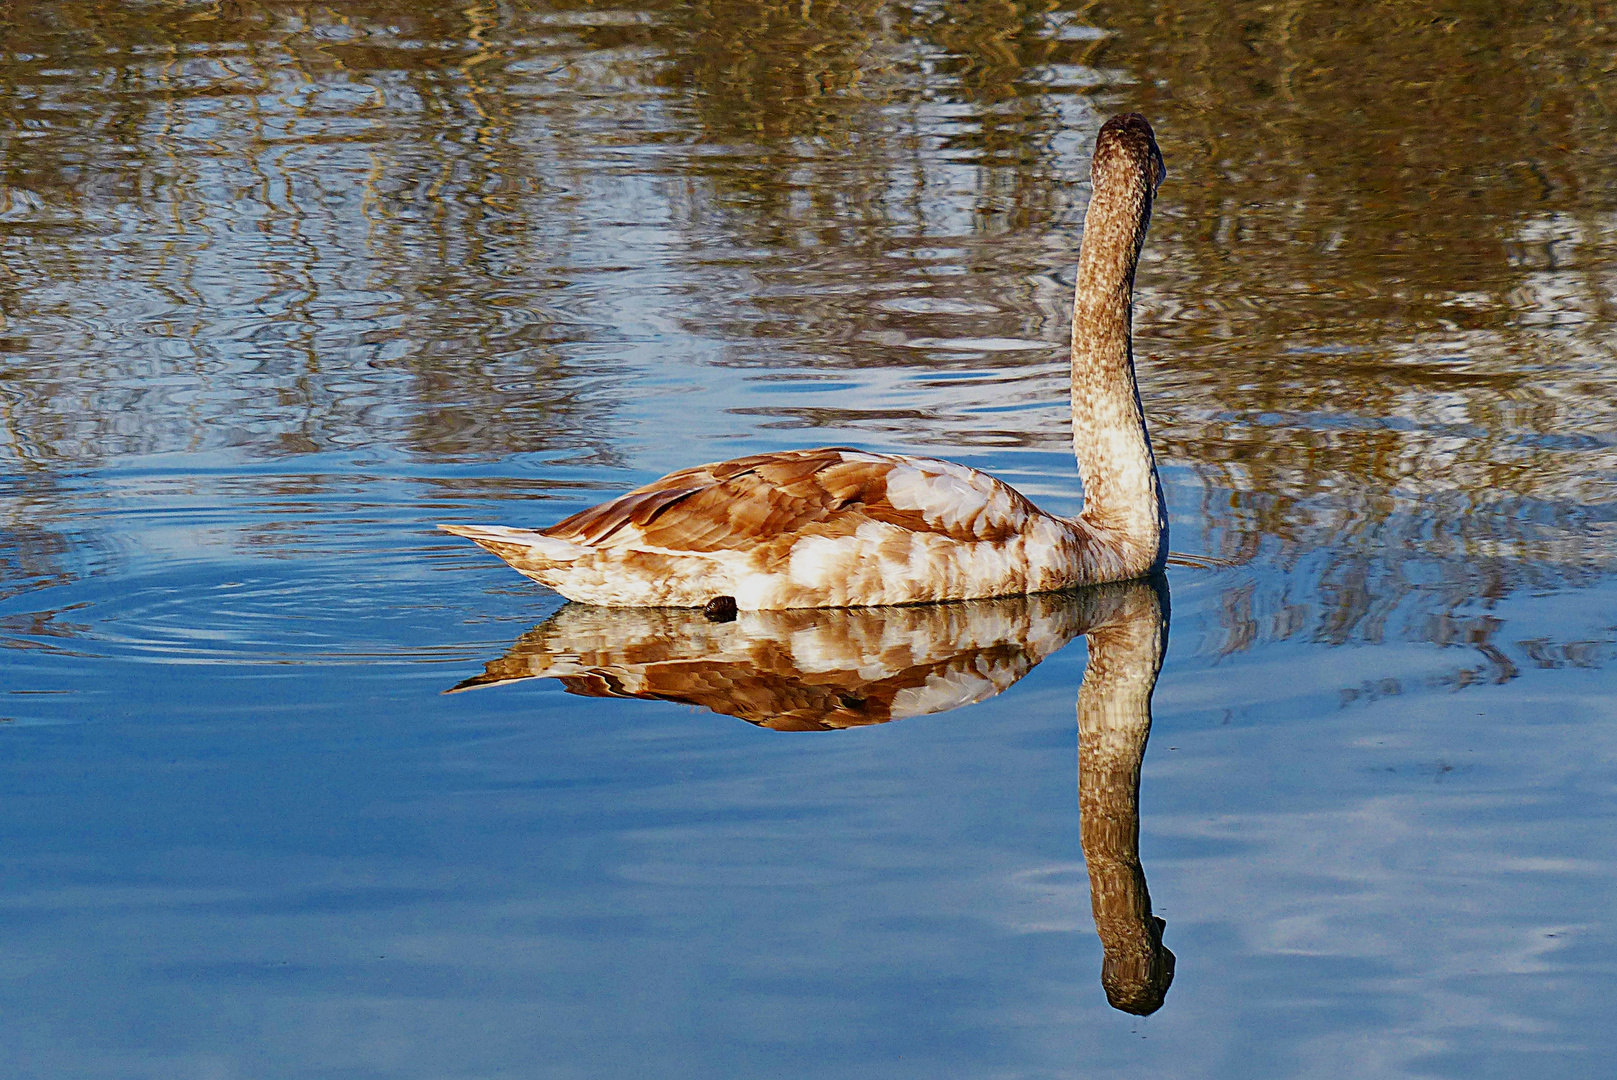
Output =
[
  {"x1": 3, "y1": 0, "x2": 1611, "y2": 670},
  {"x1": 452, "y1": 578, "x2": 1175, "y2": 1014}
]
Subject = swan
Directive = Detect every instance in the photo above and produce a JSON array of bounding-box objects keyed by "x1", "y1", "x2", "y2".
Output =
[{"x1": 440, "y1": 113, "x2": 1167, "y2": 610}]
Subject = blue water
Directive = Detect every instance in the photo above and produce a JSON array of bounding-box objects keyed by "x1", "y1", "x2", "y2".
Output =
[{"x1": 4, "y1": 2, "x2": 1616, "y2": 1077}]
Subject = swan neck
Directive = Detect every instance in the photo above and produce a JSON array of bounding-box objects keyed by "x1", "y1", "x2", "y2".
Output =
[{"x1": 1070, "y1": 157, "x2": 1165, "y2": 575}]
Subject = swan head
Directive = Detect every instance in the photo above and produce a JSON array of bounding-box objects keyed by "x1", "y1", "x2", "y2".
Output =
[{"x1": 1093, "y1": 112, "x2": 1166, "y2": 197}]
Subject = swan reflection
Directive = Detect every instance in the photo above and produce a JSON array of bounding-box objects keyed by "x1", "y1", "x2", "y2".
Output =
[
  {"x1": 449, "y1": 592, "x2": 1090, "y2": 730},
  {"x1": 1076, "y1": 579, "x2": 1175, "y2": 1014},
  {"x1": 451, "y1": 580, "x2": 1174, "y2": 1012}
]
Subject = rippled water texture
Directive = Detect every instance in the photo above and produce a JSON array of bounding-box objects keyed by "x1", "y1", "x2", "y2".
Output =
[{"x1": 3, "y1": 3, "x2": 1615, "y2": 1077}]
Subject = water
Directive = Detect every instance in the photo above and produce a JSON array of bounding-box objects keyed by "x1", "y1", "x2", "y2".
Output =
[{"x1": 3, "y1": 2, "x2": 1615, "y2": 1076}]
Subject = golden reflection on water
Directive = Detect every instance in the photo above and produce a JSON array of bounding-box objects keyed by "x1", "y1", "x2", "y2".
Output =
[
  {"x1": 454, "y1": 578, "x2": 1176, "y2": 1013},
  {"x1": 0, "y1": 0, "x2": 1613, "y2": 664}
]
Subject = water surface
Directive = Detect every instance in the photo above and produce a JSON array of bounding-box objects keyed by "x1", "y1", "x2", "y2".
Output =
[{"x1": 3, "y1": 2, "x2": 1615, "y2": 1077}]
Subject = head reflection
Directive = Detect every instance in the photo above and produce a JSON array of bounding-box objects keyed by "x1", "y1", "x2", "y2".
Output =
[{"x1": 451, "y1": 579, "x2": 1174, "y2": 1013}]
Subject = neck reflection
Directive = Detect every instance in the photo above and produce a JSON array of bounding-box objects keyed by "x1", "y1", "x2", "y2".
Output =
[
  {"x1": 1075, "y1": 578, "x2": 1175, "y2": 1015},
  {"x1": 452, "y1": 579, "x2": 1174, "y2": 1014}
]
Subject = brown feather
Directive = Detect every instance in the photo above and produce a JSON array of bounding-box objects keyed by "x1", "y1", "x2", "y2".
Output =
[{"x1": 541, "y1": 447, "x2": 1036, "y2": 555}]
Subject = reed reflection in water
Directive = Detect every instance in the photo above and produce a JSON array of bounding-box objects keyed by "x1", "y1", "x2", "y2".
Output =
[{"x1": 455, "y1": 579, "x2": 1176, "y2": 1014}]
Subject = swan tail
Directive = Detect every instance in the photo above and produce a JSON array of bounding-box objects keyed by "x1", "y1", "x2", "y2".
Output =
[{"x1": 438, "y1": 523, "x2": 589, "y2": 575}]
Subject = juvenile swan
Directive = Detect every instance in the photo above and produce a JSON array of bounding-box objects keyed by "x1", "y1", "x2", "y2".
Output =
[{"x1": 441, "y1": 113, "x2": 1168, "y2": 610}]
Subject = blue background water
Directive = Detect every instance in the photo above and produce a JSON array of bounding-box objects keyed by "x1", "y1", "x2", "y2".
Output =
[{"x1": 3, "y1": 2, "x2": 1615, "y2": 1076}]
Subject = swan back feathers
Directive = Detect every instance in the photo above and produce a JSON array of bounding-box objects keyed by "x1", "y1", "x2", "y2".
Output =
[
  {"x1": 441, "y1": 448, "x2": 1086, "y2": 608},
  {"x1": 544, "y1": 448, "x2": 1041, "y2": 551}
]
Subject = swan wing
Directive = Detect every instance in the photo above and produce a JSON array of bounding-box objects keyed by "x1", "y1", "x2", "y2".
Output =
[{"x1": 542, "y1": 447, "x2": 1041, "y2": 551}]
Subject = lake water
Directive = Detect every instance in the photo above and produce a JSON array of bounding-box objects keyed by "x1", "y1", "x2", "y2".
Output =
[{"x1": 3, "y1": 2, "x2": 1615, "y2": 1077}]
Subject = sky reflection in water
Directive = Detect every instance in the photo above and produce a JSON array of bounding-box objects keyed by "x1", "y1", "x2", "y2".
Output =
[{"x1": 1, "y1": 2, "x2": 1615, "y2": 1077}]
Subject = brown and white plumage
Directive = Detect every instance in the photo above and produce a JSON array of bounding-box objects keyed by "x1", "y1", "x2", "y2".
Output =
[
  {"x1": 441, "y1": 448, "x2": 1128, "y2": 608},
  {"x1": 441, "y1": 113, "x2": 1169, "y2": 609},
  {"x1": 446, "y1": 590, "x2": 1090, "y2": 730}
]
